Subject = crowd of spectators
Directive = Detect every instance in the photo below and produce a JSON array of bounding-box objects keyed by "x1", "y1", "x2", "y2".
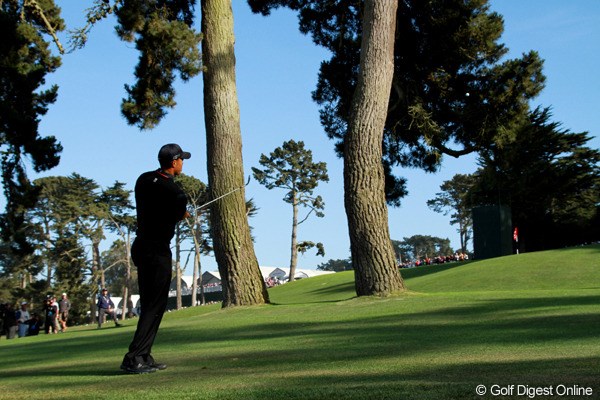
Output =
[
  {"x1": 0, "y1": 293, "x2": 71, "y2": 339},
  {"x1": 399, "y1": 252, "x2": 470, "y2": 268},
  {"x1": 265, "y1": 276, "x2": 284, "y2": 288}
]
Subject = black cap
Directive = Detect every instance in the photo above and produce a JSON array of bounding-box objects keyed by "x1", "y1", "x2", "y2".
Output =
[{"x1": 158, "y1": 143, "x2": 191, "y2": 162}]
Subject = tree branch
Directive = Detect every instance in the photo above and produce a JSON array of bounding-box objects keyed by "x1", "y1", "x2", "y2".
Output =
[{"x1": 25, "y1": 0, "x2": 65, "y2": 54}]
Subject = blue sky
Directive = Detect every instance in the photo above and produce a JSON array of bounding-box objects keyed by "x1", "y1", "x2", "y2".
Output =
[{"x1": 6, "y1": 1, "x2": 600, "y2": 274}]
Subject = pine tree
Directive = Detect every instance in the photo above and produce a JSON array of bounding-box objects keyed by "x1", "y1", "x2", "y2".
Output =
[
  {"x1": 252, "y1": 140, "x2": 328, "y2": 282},
  {"x1": 427, "y1": 174, "x2": 476, "y2": 252},
  {"x1": 0, "y1": 0, "x2": 64, "y2": 254}
]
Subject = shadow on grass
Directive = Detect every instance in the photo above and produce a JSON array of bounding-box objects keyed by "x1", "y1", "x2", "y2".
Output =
[
  {"x1": 9, "y1": 294, "x2": 599, "y2": 364},
  {"x1": 173, "y1": 355, "x2": 598, "y2": 400},
  {"x1": 2, "y1": 292, "x2": 598, "y2": 399}
]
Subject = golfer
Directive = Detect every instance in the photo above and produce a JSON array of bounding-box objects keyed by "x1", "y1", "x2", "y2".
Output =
[{"x1": 121, "y1": 143, "x2": 191, "y2": 374}]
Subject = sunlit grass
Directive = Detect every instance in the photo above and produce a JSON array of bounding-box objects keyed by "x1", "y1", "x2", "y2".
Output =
[{"x1": 1, "y1": 245, "x2": 598, "y2": 399}]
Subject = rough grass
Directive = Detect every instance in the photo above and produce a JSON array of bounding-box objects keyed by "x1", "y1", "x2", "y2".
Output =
[{"x1": 0, "y1": 245, "x2": 598, "y2": 400}]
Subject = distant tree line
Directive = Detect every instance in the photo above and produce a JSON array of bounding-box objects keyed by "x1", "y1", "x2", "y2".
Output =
[
  {"x1": 0, "y1": 173, "x2": 212, "y2": 324},
  {"x1": 318, "y1": 234, "x2": 459, "y2": 271}
]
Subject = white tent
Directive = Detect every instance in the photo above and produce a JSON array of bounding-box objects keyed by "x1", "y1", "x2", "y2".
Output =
[
  {"x1": 117, "y1": 294, "x2": 141, "y2": 316},
  {"x1": 169, "y1": 275, "x2": 195, "y2": 293},
  {"x1": 287, "y1": 269, "x2": 335, "y2": 280},
  {"x1": 259, "y1": 266, "x2": 287, "y2": 280},
  {"x1": 110, "y1": 297, "x2": 122, "y2": 314}
]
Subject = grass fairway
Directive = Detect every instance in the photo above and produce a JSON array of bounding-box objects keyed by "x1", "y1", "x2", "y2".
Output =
[{"x1": 1, "y1": 245, "x2": 599, "y2": 399}]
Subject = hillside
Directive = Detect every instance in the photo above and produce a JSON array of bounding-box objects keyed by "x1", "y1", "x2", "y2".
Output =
[
  {"x1": 270, "y1": 244, "x2": 600, "y2": 303},
  {"x1": 1, "y1": 245, "x2": 598, "y2": 400}
]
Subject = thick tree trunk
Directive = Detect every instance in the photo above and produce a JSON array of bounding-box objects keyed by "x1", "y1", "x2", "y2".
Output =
[
  {"x1": 201, "y1": 0, "x2": 269, "y2": 307},
  {"x1": 344, "y1": 0, "x2": 405, "y2": 296}
]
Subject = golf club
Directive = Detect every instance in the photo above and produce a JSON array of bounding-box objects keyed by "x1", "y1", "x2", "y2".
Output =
[{"x1": 198, "y1": 175, "x2": 251, "y2": 210}]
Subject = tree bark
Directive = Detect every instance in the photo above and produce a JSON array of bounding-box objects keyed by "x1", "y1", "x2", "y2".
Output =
[
  {"x1": 190, "y1": 221, "x2": 202, "y2": 306},
  {"x1": 344, "y1": 0, "x2": 405, "y2": 296},
  {"x1": 201, "y1": 0, "x2": 269, "y2": 307},
  {"x1": 288, "y1": 193, "x2": 298, "y2": 282}
]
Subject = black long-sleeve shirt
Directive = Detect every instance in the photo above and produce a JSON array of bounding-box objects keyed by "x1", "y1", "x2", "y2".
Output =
[{"x1": 134, "y1": 169, "x2": 188, "y2": 243}]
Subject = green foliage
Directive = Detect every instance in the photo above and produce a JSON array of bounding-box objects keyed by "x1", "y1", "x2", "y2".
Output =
[
  {"x1": 472, "y1": 107, "x2": 600, "y2": 251},
  {"x1": 393, "y1": 235, "x2": 454, "y2": 262},
  {"x1": 316, "y1": 258, "x2": 352, "y2": 272},
  {"x1": 297, "y1": 241, "x2": 325, "y2": 257},
  {"x1": 51, "y1": 233, "x2": 92, "y2": 324},
  {"x1": 252, "y1": 139, "x2": 328, "y2": 211},
  {"x1": 0, "y1": 0, "x2": 64, "y2": 254},
  {"x1": 0, "y1": 174, "x2": 136, "y2": 323},
  {"x1": 115, "y1": 0, "x2": 202, "y2": 129},
  {"x1": 427, "y1": 173, "x2": 476, "y2": 252},
  {"x1": 249, "y1": 0, "x2": 545, "y2": 205},
  {"x1": 100, "y1": 181, "x2": 136, "y2": 235}
]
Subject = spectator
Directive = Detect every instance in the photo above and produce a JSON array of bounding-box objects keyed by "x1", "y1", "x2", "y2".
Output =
[
  {"x1": 27, "y1": 313, "x2": 42, "y2": 336},
  {"x1": 97, "y1": 288, "x2": 121, "y2": 329},
  {"x1": 50, "y1": 296, "x2": 60, "y2": 333},
  {"x1": 4, "y1": 304, "x2": 17, "y2": 339},
  {"x1": 16, "y1": 302, "x2": 30, "y2": 338},
  {"x1": 44, "y1": 297, "x2": 58, "y2": 334},
  {"x1": 0, "y1": 303, "x2": 6, "y2": 338},
  {"x1": 58, "y1": 293, "x2": 71, "y2": 332}
]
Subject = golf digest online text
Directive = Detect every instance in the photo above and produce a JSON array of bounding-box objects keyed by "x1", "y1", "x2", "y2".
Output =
[{"x1": 475, "y1": 384, "x2": 594, "y2": 398}]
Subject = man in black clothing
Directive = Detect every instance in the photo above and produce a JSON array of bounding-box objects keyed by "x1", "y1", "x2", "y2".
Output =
[
  {"x1": 97, "y1": 289, "x2": 121, "y2": 328},
  {"x1": 121, "y1": 143, "x2": 191, "y2": 374}
]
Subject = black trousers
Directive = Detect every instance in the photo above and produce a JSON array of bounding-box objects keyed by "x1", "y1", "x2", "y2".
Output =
[
  {"x1": 123, "y1": 238, "x2": 172, "y2": 366},
  {"x1": 98, "y1": 308, "x2": 118, "y2": 327}
]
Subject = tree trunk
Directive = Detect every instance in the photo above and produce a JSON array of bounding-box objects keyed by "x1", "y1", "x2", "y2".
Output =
[
  {"x1": 201, "y1": 0, "x2": 269, "y2": 307},
  {"x1": 191, "y1": 226, "x2": 202, "y2": 306},
  {"x1": 93, "y1": 240, "x2": 102, "y2": 323},
  {"x1": 459, "y1": 220, "x2": 465, "y2": 253},
  {"x1": 175, "y1": 225, "x2": 182, "y2": 310},
  {"x1": 43, "y1": 221, "x2": 52, "y2": 289},
  {"x1": 288, "y1": 194, "x2": 298, "y2": 282},
  {"x1": 123, "y1": 231, "x2": 132, "y2": 318},
  {"x1": 200, "y1": 260, "x2": 206, "y2": 305},
  {"x1": 344, "y1": 0, "x2": 405, "y2": 296},
  {"x1": 100, "y1": 268, "x2": 105, "y2": 290}
]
